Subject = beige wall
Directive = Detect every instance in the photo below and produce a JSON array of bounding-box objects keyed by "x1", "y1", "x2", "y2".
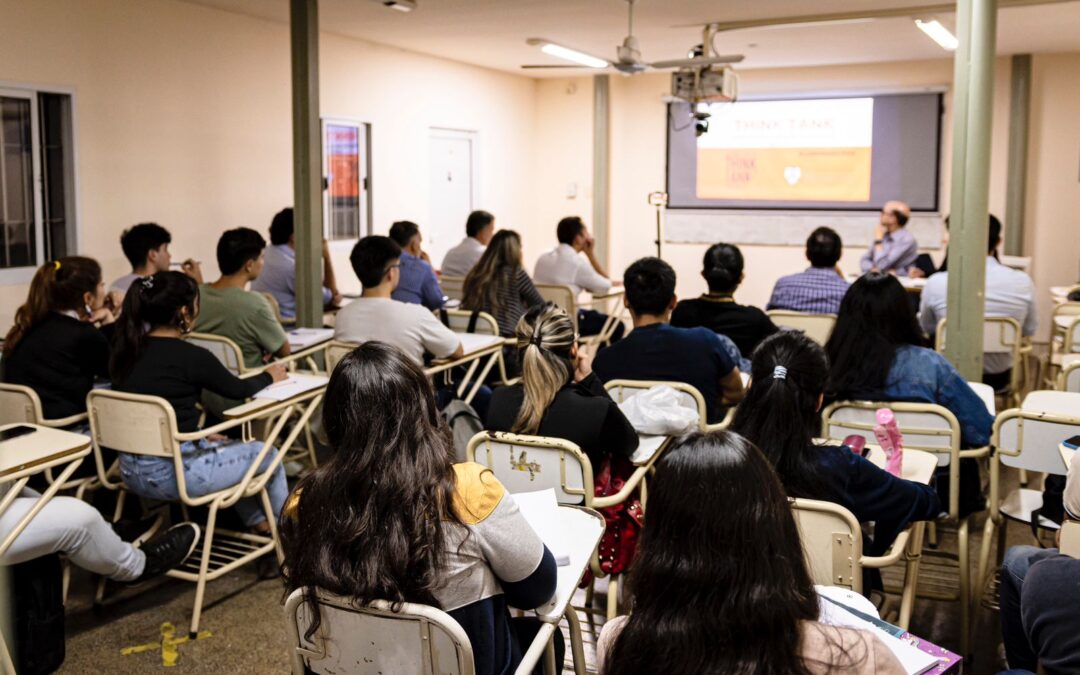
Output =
[{"x1": 0, "y1": 0, "x2": 540, "y2": 325}]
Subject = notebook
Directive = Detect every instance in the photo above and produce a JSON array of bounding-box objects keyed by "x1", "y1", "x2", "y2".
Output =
[
  {"x1": 511, "y1": 489, "x2": 571, "y2": 566},
  {"x1": 287, "y1": 328, "x2": 334, "y2": 350},
  {"x1": 253, "y1": 373, "x2": 328, "y2": 401},
  {"x1": 456, "y1": 333, "x2": 503, "y2": 355},
  {"x1": 817, "y1": 595, "x2": 948, "y2": 674}
]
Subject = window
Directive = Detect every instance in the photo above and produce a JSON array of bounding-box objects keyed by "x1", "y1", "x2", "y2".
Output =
[
  {"x1": 0, "y1": 87, "x2": 76, "y2": 280},
  {"x1": 322, "y1": 120, "x2": 371, "y2": 241}
]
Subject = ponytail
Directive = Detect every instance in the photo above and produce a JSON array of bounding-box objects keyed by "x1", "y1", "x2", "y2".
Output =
[
  {"x1": 729, "y1": 331, "x2": 834, "y2": 500},
  {"x1": 511, "y1": 303, "x2": 576, "y2": 435},
  {"x1": 110, "y1": 271, "x2": 198, "y2": 383},
  {"x1": 4, "y1": 257, "x2": 102, "y2": 352}
]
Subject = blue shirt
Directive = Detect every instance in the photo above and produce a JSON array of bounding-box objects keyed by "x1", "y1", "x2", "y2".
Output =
[
  {"x1": 392, "y1": 251, "x2": 445, "y2": 310},
  {"x1": 767, "y1": 267, "x2": 850, "y2": 315},
  {"x1": 592, "y1": 323, "x2": 737, "y2": 424},
  {"x1": 860, "y1": 227, "x2": 918, "y2": 276},
  {"x1": 250, "y1": 244, "x2": 333, "y2": 320}
]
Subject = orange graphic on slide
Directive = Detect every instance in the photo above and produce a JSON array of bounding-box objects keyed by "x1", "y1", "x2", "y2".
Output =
[{"x1": 697, "y1": 147, "x2": 872, "y2": 202}]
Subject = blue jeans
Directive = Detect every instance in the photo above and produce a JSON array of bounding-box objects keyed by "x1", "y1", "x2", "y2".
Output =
[
  {"x1": 119, "y1": 438, "x2": 287, "y2": 527},
  {"x1": 1000, "y1": 545, "x2": 1056, "y2": 672}
]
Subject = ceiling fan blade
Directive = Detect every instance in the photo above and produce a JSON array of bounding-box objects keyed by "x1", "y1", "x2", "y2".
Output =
[{"x1": 648, "y1": 54, "x2": 745, "y2": 69}]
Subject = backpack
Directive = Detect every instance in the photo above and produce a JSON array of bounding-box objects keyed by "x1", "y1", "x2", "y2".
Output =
[
  {"x1": 443, "y1": 399, "x2": 484, "y2": 463},
  {"x1": 5, "y1": 554, "x2": 66, "y2": 674}
]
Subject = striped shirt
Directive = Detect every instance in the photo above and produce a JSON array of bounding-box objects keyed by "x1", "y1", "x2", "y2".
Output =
[
  {"x1": 767, "y1": 267, "x2": 851, "y2": 315},
  {"x1": 465, "y1": 266, "x2": 545, "y2": 337}
]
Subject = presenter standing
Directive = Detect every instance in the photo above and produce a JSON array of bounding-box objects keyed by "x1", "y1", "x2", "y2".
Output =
[{"x1": 861, "y1": 200, "x2": 918, "y2": 276}]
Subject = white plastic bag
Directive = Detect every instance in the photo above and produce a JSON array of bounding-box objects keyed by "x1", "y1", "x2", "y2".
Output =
[{"x1": 617, "y1": 385, "x2": 700, "y2": 436}]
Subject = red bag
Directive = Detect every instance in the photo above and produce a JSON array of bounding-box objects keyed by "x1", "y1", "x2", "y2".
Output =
[{"x1": 593, "y1": 455, "x2": 644, "y2": 576}]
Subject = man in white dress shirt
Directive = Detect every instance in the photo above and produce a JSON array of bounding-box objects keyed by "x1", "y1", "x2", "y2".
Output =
[
  {"x1": 919, "y1": 214, "x2": 1037, "y2": 390},
  {"x1": 533, "y1": 216, "x2": 624, "y2": 341},
  {"x1": 440, "y1": 210, "x2": 494, "y2": 278}
]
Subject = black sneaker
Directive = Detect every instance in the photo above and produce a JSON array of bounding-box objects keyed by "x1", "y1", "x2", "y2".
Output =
[
  {"x1": 132, "y1": 523, "x2": 200, "y2": 583},
  {"x1": 112, "y1": 515, "x2": 163, "y2": 546}
]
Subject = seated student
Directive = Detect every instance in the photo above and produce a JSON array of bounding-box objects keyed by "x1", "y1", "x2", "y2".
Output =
[
  {"x1": 250, "y1": 207, "x2": 342, "y2": 320},
  {"x1": 388, "y1": 220, "x2": 445, "y2": 310},
  {"x1": 860, "y1": 200, "x2": 918, "y2": 276},
  {"x1": 486, "y1": 303, "x2": 638, "y2": 469},
  {"x1": 908, "y1": 217, "x2": 949, "y2": 279},
  {"x1": 282, "y1": 343, "x2": 561, "y2": 675},
  {"x1": 593, "y1": 257, "x2": 744, "y2": 425},
  {"x1": 2, "y1": 258, "x2": 118, "y2": 420},
  {"x1": 462, "y1": 230, "x2": 545, "y2": 338},
  {"x1": 919, "y1": 214, "x2": 1037, "y2": 391},
  {"x1": 533, "y1": 216, "x2": 624, "y2": 341},
  {"x1": 111, "y1": 272, "x2": 289, "y2": 533},
  {"x1": 111, "y1": 222, "x2": 202, "y2": 294},
  {"x1": 672, "y1": 242, "x2": 777, "y2": 359},
  {"x1": 999, "y1": 450, "x2": 1080, "y2": 674},
  {"x1": 730, "y1": 331, "x2": 940, "y2": 559},
  {"x1": 441, "y1": 210, "x2": 494, "y2": 278},
  {"x1": 194, "y1": 227, "x2": 290, "y2": 369},
  {"x1": 767, "y1": 227, "x2": 850, "y2": 315},
  {"x1": 826, "y1": 272, "x2": 994, "y2": 517},
  {"x1": 598, "y1": 430, "x2": 904, "y2": 675}
]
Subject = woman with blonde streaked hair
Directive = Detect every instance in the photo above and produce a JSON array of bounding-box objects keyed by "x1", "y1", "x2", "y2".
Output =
[{"x1": 485, "y1": 302, "x2": 638, "y2": 470}]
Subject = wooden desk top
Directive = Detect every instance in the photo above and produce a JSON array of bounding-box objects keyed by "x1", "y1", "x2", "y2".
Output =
[{"x1": 0, "y1": 424, "x2": 91, "y2": 480}]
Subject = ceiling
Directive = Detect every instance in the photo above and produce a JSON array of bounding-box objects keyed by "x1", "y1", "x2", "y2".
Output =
[{"x1": 180, "y1": 0, "x2": 1080, "y2": 76}]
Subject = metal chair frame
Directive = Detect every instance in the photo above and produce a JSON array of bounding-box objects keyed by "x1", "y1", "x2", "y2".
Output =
[
  {"x1": 935, "y1": 316, "x2": 1024, "y2": 408},
  {"x1": 765, "y1": 310, "x2": 837, "y2": 346},
  {"x1": 534, "y1": 283, "x2": 625, "y2": 351}
]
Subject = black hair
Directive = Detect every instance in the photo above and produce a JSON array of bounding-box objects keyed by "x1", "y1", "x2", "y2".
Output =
[
  {"x1": 806, "y1": 227, "x2": 843, "y2": 268},
  {"x1": 388, "y1": 221, "x2": 420, "y2": 248},
  {"x1": 988, "y1": 214, "x2": 1002, "y2": 255},
  {"x1": 349, "y1": 236, "x2": 402, "y2": 289},
  {"x1": 825, "y1": 272, "x2": 926, "y2": 399},
  {"x1": 119, "y1": 223, "x2": 171, "y2": 269},
  {"x1": 730, "y1": 331, "x2": 835, "y2": 502},
  {"x1": 269, "y1": 208, "x2": 294, "y2": 246},
  {"x1": 623, "y1": 257, "x2": 676, "y2": 317},
  {"x1": 110, "y1": 271, "x2": 199, "y2": 383},
  {"x1": 556, "y1": 216, "x2": 585, "y2": 245},
  {"x1": 465, "y1": 210, "x2": 495, "y2": 238},
  {"x1": 216, "y1": 227, "x2": 267, "y2": 275},
  {"x1": 702, "y1": 243, "x2": 744, "y2": 294}
]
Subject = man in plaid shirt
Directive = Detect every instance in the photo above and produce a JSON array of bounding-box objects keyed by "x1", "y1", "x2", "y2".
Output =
[{"x1": 767, "y1": 227, "x2": 850, "y2": 315}]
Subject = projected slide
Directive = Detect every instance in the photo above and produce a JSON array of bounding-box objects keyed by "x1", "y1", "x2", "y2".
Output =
[{"x1": 696, "y1": 98, "x2": 874, "y2": 202}]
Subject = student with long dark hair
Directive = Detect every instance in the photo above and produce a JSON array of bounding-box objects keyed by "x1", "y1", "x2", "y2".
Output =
[
  {"x1": 282, "y1": 343, "x2": 560, "y2": 675},
  {"x1": 486, "y1": 303, "x2": 638, "y2": 469},
  {"x1": 462, "y1": 229, "x2": 544, "y2": 338},
  {"x1": 825, "y1": 272, "x2": 993, "y2": 516},
  {"x1": 110, "y1": 272, "x2": 289, "y2": 532},
  {"x1": 598, "y1": 430, "x2": 903, "y2": 674},
  {"x1": 730, "y1": 331, "x2": 940, "y2": 558},
  {"x1": 3, "y1": 257, "x2": 118, "y2": 419}
]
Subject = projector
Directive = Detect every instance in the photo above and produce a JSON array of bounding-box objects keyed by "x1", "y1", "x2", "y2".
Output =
[{"x1": 671, "y1": 67, "x2": 739, "y2": 104}]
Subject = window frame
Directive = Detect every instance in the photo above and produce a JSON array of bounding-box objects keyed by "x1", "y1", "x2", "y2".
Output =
[{"x1": 320, "y1": 117, "x2": 372, "y2": 243}]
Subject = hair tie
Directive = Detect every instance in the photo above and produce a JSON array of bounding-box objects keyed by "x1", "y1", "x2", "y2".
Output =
[
  {"x1": 52, "y1": 261, "x2": 61, "y2": 271},
  {"x1": 529, "y1": 334, "x2": 543, "y2": 348},
  {"x1": 772, "y1": 365, "x2": 788, "y2": 381}
]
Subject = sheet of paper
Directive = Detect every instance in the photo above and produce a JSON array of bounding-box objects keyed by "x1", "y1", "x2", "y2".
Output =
[
  {"x1": 818, "y1": 596, "x2": 939, "y2": 674},
  {"x1": 456, "y1": 333, "x2": 503, "y2": 355},
  {"x1": 253, "y1": 373, "x2": 328, "y2": 401},
  {"x1": 287, "y1": 328, "x2": 334, "y2": 349},
  {"x1": 511, "y1": 489, "x2": 570, "y2": 566}
]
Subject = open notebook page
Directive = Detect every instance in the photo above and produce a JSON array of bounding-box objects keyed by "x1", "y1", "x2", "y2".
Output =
[
  {"x1": 252, "y1": 373, "x2": 328, "y2": 401},
  {"x1": 817, "y1": 596, "x2": 939, "y2": 674},
  {"x1": 510, "y1": 489, "x2": 571, "y2": 566}
]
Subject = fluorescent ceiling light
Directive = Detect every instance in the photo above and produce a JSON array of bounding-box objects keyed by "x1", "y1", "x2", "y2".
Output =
[
  {"x1": 536, "y1": 42, "x2": 608, "y2": 69},
  {"x1": 915, "y1": 19, "x2": 958, "y2": 51}
]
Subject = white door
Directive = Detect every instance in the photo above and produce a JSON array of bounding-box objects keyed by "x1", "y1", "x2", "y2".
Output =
[{"x1": 428, "y1": 129, "x2": 475, "y2": 270}]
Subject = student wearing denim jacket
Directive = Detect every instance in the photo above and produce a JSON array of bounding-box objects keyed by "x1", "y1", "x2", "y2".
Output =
[{"x1": 826, "y1": 273, "x2": 994, "y2": 517}]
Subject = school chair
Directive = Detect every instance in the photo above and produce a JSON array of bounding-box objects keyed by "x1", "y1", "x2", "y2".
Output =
[
  {"x1": 534, "y1": 284, "x2": 625, "y2": 351},
  {"x1": 602, "y1": 379, "x2": 715, "y2": 431},
  {"x1": 1047, "y1": 305, "x2": 1080, "y2": 386},
  {"x1": 1058, "y1": 354, "x2": 1080, "y2": 393},
  {"x1": 821, "y1": 399, "x2": 983, "y2": 655},
  {"x1": 974, "y1": 391, "x2": 1080, "y2": 616},
  {"x1": 440, "y1": 275, "x2": 466, "y2": 302},
  {"x1": 765, "y1": 310, "x2": 836, "y2": 346},
  {"x1": 436, "y1": 308, "x2": 518, "y2": 385},
  {"x1": 87, "y1": 387, "x2": 321, "y2": 638},
  {"x1": 998, "y1": 255, "x2": 1032, "y2": 274},
  {"x1": 261, "y1": 292, "x2": 296, "y2": 327},
  {"x1": 935, "y1": 316, "x2": 1025, "y2": 408},
  {"x1": 284, "y1": 588, "x2": 477, "y2": 675},
  {"x1": 790, "y1": 497, "x2": 921, "y2": 628}
]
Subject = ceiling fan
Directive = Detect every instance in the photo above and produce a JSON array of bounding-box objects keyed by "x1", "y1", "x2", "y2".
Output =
[{"x1": 522, "y1": 0, "x2": 744, "y2": 74}]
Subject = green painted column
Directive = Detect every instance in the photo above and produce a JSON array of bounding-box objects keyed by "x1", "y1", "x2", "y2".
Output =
[
  {"x1": 1004, "y1": 54, "x2": 1031, "y2": 255},
  {"x1": 592, "y1": 74, "x2": 610, "y2": 267},
  {"x1": 945, "y1": 0, "x2": 997, "y2": 380},
  {"x1": 290, "y1": 0, "x2": 324, "y2": 328}
]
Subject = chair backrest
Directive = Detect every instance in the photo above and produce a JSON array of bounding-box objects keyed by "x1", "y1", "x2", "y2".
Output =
[
  {"x1": 999, "y1": 255, "x2": 1032, "y2": 274},
  {"x1": 261, "y1": 291, "x2": 296, "y2": 326},
  {"x1": 935, "y1": 316, "x2": 1022, "y2": 356},
  {"x1": 790, "y1": 498, "x2": 863, "y2": 593},
  {"x1": 766, "y1": 311, "x2": 837, "y2": 345},
  {"x1": 0, "y1": 383, "x2": 43, "y2": 425},
  {"x1": 1062, "y1": 315, "x2": 1080, "y2": 354},
  {"x1": 822, "y1": 400, "x2": 960, "y2": 467},
  {"x1": 87, "y1": 390, "x2": 178, "y2": 460},
  {"x1": 284, "y1": 588, "x2": 474, "y2": 675},
  {"x1": 994, "y1": 391, "x2": 1080, "y2": 475},
  {"x1": 1054, "y1": 301, "x2": 1080, "y2": 318},
  {"x1": 603, "y1": 379, "x2": 708, "y2": 431},
  {"x1": 325, "y1": 340, "x2": 357, "y2": 375},
  {"x1": 441, "y1": 276, "x2": 466, "y2": 302},
  {"x1": 1059, "y1": 354, "x2": 1080, "y2": 393},
  {"x1": 534, "y1": 284, "x2": 579, "y2": 330},
  {"x1": 186, "y1": 332, "x2": 247, "y2": 375},
  {"x1": 466, "y1": 431, "x2": 590, "y2": 505},
  {"x1": 437, "y1": 309, "x2": 500, "y2": 336}
]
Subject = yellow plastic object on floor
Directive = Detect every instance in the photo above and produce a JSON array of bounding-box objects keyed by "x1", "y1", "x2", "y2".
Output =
[{"x1": 121, "y1": 622, "x2": 212, "y2": 667}]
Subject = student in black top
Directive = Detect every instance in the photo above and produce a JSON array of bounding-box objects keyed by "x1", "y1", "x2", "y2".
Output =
[
  {"x1": 3, "y1": 257, "x2": 120, "y2": 420},
  {"x1": 671, "y1": 242, "x2": 778, "y2": 359},
  {"x1": 110, "y1": 272, "x2": 289, "y2": 532},
  {"x1": 487, "y1": 303, "x2": 638, "y2": 469},
  {"x1": 730, "y1": 331, "x2": 941, "y2": 562}
]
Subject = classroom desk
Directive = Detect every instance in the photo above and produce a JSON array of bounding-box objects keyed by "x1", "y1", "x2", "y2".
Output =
[
  {"x1": 1054, "y1": 314, "x2": 1079, "y2": 331},
  {"x1": 220, "y1": 375, "x2": 329, "y2": 420},
  {"x1": 848, "y1": 274, "x2": 926, "y2": 294},
  {"x1": 519, "y1": 505, "x2": 605, "y2": 675},
  {"x1": 426, "y1": 334, "x2": 506, "y2": 405}
]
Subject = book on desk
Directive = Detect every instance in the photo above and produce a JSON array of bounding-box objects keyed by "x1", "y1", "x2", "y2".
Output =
[
  {"x1": 287, "y1": 328, "x2": 334, "y2": 350},
  {"x1": 252, "y1": 373, "x2": 328, "y2": 402}
]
